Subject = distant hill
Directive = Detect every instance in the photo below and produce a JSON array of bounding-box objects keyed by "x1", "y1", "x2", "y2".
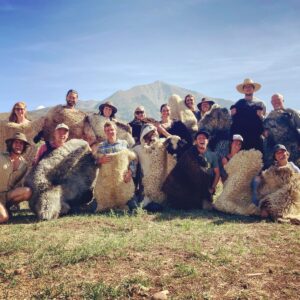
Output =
[{"x1": 0, "y1": 81, "x2": 233, "y2": 121}]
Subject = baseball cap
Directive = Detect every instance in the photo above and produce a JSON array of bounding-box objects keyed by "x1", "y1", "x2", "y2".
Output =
[
  {"x1": 273, "y1": 144, "x2": 287, "y2": 153},
  {"x1": 232, "y1": 134, "x2": 243, "y2": 142},
  {"x1": 55, "y1": 123, "x2": 69, "y2": 131}
]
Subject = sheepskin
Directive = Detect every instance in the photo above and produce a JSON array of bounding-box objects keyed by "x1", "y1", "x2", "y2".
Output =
[
  {"x1": 43, "y1": 105, "x2": 96, "y2": 144},
  {"x1": 0, "y1": 119, "x2": 45, "y2": 163},
  {"x1": 198, "y1": 104, "x2": 231, "y2": 158},
  {"x1": 26, "y1": 139, "x2": 98, "y2": 220},
  {"x1": 94, "y1": 149, "x2": 136, "y2": 211},
  {"x1": 88, "y1": 114, "x2": 135, "y2": 147},
  {"x1": 168, "y1": 94, "x2": 198, "y2": 134},
  {"x1": 134, "y1": 136, "x2": 178, "y2": 206},
  {"x1": 263, "y1": 110, "x2": 300, "y2": 168},
  {"x1": 214, "y1": 150, "x2": 263, "y2": 215},
  {"x1": 257, "y1": 165, "x2": 300, "y2": 224}
]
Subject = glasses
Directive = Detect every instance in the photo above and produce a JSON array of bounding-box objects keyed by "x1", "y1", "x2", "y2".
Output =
[
  {"x1": 15, "y1": 108, "x2": 25, "y2": 111},
  {"x1": 135, "y1": 111, "x2": 144, "y2": 115}
]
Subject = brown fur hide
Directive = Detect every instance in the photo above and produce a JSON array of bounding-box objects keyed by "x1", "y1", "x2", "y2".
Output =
[{"x1": 43, "y1": 105, "x2": 96, "y2": 144}]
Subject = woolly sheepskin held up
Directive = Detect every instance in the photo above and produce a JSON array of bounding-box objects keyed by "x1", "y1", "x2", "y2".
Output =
[
  {"x1": 214, "y1": 149, "x2": 262, "y2": 216},
  {"x1": 43, "y1": 105, "x2": 96, "y2": 144},
  {"x1": 88, "y1": 114, "x2": 135, "y2": 147},
  {"x1": 134, "y1": 136, "x2": 178, "y2": 205},
  {"x1": 0, "y1": 118, "x2": 44, "y2": 163},
  {"x1": 198, "y1": 105, "x2": 231, "y2": 158},
  {"x1": 168, "y1": 94, "x2": 198, "y2": 134},
  {"x1": 263, "y1": 110, "x2": 300, "y2": 168},
  {"x1": 94, "y1": 149, "x2": 136, "y2": 211},
  {"x1": 26, "y1": 139, "x2": 98, "y2": 220},
  {"x1": 258, "y1": 165, "x2": 300, "y2": 224}
]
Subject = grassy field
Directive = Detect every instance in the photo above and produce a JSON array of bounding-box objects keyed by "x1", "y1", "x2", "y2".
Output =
[{"x1": 0, "y1": 208, "x2": 299, "y2": 300}]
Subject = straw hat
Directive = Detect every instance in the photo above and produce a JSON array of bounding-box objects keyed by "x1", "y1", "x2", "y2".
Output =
[
  {"x1": 236, "y1": 78, "x2": 261, "y2": 94},
  {"x1": 99, "y1": 101, "x2": 117, "y2": 115}
]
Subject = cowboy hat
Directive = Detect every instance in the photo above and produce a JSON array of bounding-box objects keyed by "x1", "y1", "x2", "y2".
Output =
[
  {"x1": 99, "y1": 101, "x2": 117, "y2": 115},
  {"x1": 236, "y1": 78, "x2": 261, "y2": 94},
  {"x1": 5, "y1": 132, "x2": 31, "y2": 147},
  {"x1": 197, "y1": 98, "x2": 215, "y2": 110}
]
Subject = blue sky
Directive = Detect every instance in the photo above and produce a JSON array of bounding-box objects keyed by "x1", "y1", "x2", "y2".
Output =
[{"x1": 1, "y1": 0, "x2": 300, "y2": 112}]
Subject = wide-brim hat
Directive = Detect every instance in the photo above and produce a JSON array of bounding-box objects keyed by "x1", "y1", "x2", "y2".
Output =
[
  {"x1": 197, "y1": 98, "x2": 215, "y2": 110},
  {"x1": 236, "y1": 78, "x2": 261, "y2": 94},
  {"x1": 5, "y1": 132, "x2": 31, "y2": 146},
  {"x1": 99, "y1": 101, "x2": 117, "y2": 115}
]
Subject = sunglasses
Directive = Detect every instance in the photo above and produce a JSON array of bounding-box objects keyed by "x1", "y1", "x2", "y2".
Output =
[
  {"x1": 15, "y1": 108, "x2": 25, "y2": 111},
  {"x1": 135, "y1": 111, "x2": 144, "y2": 114}
]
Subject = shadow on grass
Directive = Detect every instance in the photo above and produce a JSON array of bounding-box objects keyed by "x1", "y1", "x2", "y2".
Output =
[
  {"x1": 9, "y1": 207, "x2": 269, "y2": 226},
  {"x1": 8, "y1": 209, "x2": 38, "y2": 224},
  {"x1": 151, "y1": 208, "x2": 266, "y2": 225}
]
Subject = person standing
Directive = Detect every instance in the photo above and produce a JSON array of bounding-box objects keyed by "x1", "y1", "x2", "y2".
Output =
[
  {"x1": 129, "y1": 106, "x2": 147, "y2": 144},
  {"x1": 231, "y1": 78, "x2": 265, "y2": 152}
]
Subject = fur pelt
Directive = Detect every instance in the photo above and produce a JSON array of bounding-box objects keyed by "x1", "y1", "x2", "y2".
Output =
[
  {"x1": 0, "y1": 118, "x2": 45, "y2": 163},
  {"x1": 94, "y1": 149, "x2": 136, "y2": 211},
  {"x1": 263, "y1": 110, "x2": 300, "y2": 168},
  {"x1": 162, "y1": 145, "x2": 212, "y2": 209},
  {"x1": 198, "y1": 104, "x2": 231, "y2": 158},
  {"x1": 257, "y1": 165, "x2": 300, "y2": 224},
  {"x1": 87, "y1": 114, "x2": 134, "y2": 147},
  {"x1": 214, "y1": 150, "x2": 262, "y2": 215},
  {"x1": 43, "y1": 105, "x2": 96, "y2": 144},
  {"x1": 168, "y1": 94, "x2": 198, "y2": 134},
  {"x1": 26, "y1": 139, "x2": 98, "y2": 220},
  {"x1": 134, "y1": 136, "x2": 178, "y2": 205}
]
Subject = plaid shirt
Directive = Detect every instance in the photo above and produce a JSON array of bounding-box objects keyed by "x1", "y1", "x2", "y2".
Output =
[{"x1": 97, "y1": 139, "x2": 136, "y2": 175}]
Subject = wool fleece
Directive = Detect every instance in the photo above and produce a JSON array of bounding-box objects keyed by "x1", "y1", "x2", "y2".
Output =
[
  {"x1": 94, "y1": 149, "x2": 136, "y2": 211},
  {"x1": 258, "y1": 164, "x2": 300, "y2": 224},
  {"x1": 26, "y1": 139, "x2": 98, "y2": 220},
  {"x1": 214, "y1": 150, "x2": 262, "y2": 216}
]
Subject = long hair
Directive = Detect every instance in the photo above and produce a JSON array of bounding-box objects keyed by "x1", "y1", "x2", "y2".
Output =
[
  {"x1": 6, "y1": 140, "x2": 29, "y2": 155},
  {"x1": 8, "y1": 102, "x2": 29, "y2": 123}
]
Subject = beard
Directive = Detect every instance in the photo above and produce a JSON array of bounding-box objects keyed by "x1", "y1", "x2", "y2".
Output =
[
  {"x1": 66, "y1": 100, "x2": 76, "y2": 108},
  {"x1": 12, "y1": 148, "x2": 23, "y2": 155}
]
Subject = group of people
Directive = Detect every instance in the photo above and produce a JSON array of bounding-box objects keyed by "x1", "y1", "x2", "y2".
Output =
[{"x1": 1, "y1": 78, "x2": 300, "y2": 224}]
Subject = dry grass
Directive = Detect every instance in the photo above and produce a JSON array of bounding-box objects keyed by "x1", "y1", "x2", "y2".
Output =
[{"x1": 0, "y1": 208, "x2": 299, "y2": 299}]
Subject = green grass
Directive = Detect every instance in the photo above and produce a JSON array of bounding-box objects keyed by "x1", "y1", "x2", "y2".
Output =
[{"x1": 0, "y1": 209, "x2": 299, "y2": 299}]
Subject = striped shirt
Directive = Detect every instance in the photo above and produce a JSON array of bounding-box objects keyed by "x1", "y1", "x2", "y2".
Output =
[{"x1": 97, "y1": 139, "x2": 136, "y2": 175}]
